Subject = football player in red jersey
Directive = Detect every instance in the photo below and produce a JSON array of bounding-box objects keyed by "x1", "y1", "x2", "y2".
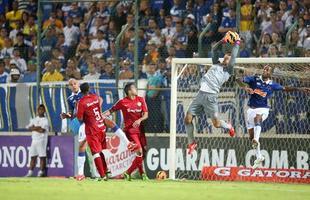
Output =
[
  {"x1": 77, "y1": 83, "x2": 135, "y2": 180},
  {"x1": 104, "y1": 83, "x2": 149, "y2": 180}
]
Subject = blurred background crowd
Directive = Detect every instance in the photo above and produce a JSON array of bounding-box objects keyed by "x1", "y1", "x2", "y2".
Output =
[{"x1": 0, "y1": 0, "x2": 309, "y2": 85}]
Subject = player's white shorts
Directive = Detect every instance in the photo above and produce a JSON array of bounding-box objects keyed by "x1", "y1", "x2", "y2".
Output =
[
  {"x1": 78, "y1": 123, "x2": 86, "y2": 142},
  {"x1": 246, "y1": 107, "x2": 270, "y2": 129},
  {"x1": 29, "y1": 139, "x2": 48, "y2": 157}
]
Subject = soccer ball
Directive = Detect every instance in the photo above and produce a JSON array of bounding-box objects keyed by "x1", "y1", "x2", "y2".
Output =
[
  {"x1": 156, "y1": 171, "x2": 167, "y2": 180},
  {"x1": 224, "y1": 31, "x2": 240, "y2": 45}
]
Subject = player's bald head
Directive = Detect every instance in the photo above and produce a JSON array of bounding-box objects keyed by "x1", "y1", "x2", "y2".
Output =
[{"x1": 68, "y1": 78, "x2": 80, "y2": 93}]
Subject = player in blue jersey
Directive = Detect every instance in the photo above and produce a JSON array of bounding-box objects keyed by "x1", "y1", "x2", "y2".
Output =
[
  {"x1": 237, "y1": 65, "x2": 309, "y2": 168},
  {"x1": 61, "y1": 78, "x2": 88, "y2": 180}
]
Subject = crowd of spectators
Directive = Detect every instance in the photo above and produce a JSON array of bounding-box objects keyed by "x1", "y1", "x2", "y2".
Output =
[{"x1": 0, "y1": 0, "x2": 309, "y2": 85}]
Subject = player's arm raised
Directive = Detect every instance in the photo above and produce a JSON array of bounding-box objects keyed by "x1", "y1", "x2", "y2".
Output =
[{"x1": 226, "y1": 32, "x2": 240, "y2": 75}]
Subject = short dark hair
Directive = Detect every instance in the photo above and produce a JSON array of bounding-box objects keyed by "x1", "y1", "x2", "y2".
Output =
[
  {"x1": 38, "y1": 104, "x2": 46, "y2": 110},
  {"x1": 80, "y1": 82, "x2": 90, "y2": 94},
  {"x1": 124, "y1": 82, "x2": 135, "y2": 96}
]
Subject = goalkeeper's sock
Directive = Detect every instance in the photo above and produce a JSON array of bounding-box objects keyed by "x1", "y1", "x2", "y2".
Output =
[
  {"x1": 77, "y1": 152, "x2": 86, "y2": 176},
  {"x1": 112, "y1": 125, "x2": 130, "y2": 145},
  {"x1": 127, "y1": 155, "x2": 143, "y2": 175},
  {"x1": 185, "y1": 122, "x2": 194, "y2": 144},
  {"x1": 93, "y1": 153, "x2": 106, "y2": 177}
]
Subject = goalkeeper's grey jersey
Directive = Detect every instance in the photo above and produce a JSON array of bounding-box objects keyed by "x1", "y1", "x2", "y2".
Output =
[{"x1": 199, "y1": 64, "x2": 230, "y2": 94}]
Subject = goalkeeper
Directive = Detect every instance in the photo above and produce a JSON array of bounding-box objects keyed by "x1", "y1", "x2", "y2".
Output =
[{"x1": 185, "y1": 31, "x2": 240, "y2": 154}]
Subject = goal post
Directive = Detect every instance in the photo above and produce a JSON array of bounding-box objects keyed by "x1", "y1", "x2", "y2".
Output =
[{"x1": 169, "y1": 57, "x2": 310, "y2": 181}]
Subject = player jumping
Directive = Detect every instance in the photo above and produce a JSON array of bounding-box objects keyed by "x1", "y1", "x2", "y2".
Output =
[
  {"x1": 185, "y1": 31, "x2": 240, "y2": 154},
  {"x1": 104, "y1": 83, "x2": 149, "y2": 181},
  {"x1": 237, "y1": 65, "x2": 309, "y2": 168}
]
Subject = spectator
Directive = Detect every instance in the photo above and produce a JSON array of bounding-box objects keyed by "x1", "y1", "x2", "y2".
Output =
[
  {"x1": 203, "y1": 14, "x2": 219, "y2": 52},
  {"x1": 122, "y1": 41, "x2": 134, "y2": 62},
  {"x1": 297, "y1": 17, "x2": 307, "y2": 48},
  {"x1": 68, "y1": 2, "x2": 83, "y2": 25},
  {"x1": 9, "y1": 67, "x2": 21, "y2": 83},
  {"x1": 76, "y1": 36, "x2": 90, "y2": 57},
  {"x1": 146, "y1": 18, "x2": 157, "y2": 39},
  {"x1": 263, "y1": 11, "x2": 284, "y2": 35},
  {"x1": 11, "y1": 48, "x2": 27, "y2": 73},
  {"x1": 21, "y1": 59, "x2": 37, "y2": 82},
  {"x1": 158, "y1": 36, "x2": 169, "y2": 59},
  {"x1": 89, "y1": 29, "x2": 108, "y2": 58},
  {"x1": 257, "y1": 0, "x2": 273, "y2": 22},
  {"x1": 284, "y1": 2, "x2": 299, "y2": 31},
  {"x1": 172, "y1": 21, "x2": 188, "y2": 58},
  {"x1": 239, "y1": 39, "x2": 251, "y2": 57},
  {"x1": 258, "y1": 32, "x2": 272, "y2": 57},
  {"x1": 185, "y1": 14, "x2": 198, "y2": 57},
  {"x1": 99, "y1": 62, "x2": 115, "y2": 80},
  {"x1": 43, "y1": 11, "x2": 64, "y2": 30},
  {"x1": 119, "y1": 59, "x2": 133, "y2": 80},
  {"x1": 145, "y1": 40, "x2": 159, "y2": 63},
  {"x1": 41, "y1": 27, "x2": 57, "y2": 64},
  {"x1": 211, "y1": 2, "x2": 222, "y2": 28},
  {"x1": 161, "y1": 16, "x2": 176, "y2": 47},
  {"x1": 194, "y1": 0, "x2": 211, "y2": 31},
  {"x1": 271, "y1": 32, "x2": 284, "y2": 56},
  {"x1": 267, "y1": 44, "x2": 278, "y2": 57},
  {"x1": 89, "y1": 16, "x2": 105, "y2": 38},
  {"x1": 138, "y1": 28, "x2": 147, "y2": 63},
  {"x1": 240, "y1": 0, "x2": 254, "y2": 50},
  {"x1": 83, "y1": 61, "x2": 100, "y2": 80},
  {"x1": 0, "y1": 27, "x2": 8, "y2": 48},
  {"x1": 0, "y1": 59, "x2": 9, "y2": 83},
  {"x1": 63, "y1": 16, "x2": 80, "y2": 58},
  {"x1": 5, "y1": 1, "x2": 23, "y2": 30},
  {"x1": 65, "y1": 58, "x2": 81, "y2": 80},
  {"x1": 14, "y1": 32, "x2": 30, "y2": 61},
  {"x1": 42, "y1": 61, "x2": 64, "y2": 82},
  {"x1": 157, "y1": 8, "x2": 166, "y2": 29},
  {"x1": 218, "y1": 9, "x2": 237, "y2": 34},
  {"x1": 0, "y1": 37, "x2": 14, "y2": 58},
  {"x1": 23, "y1": 14, "x2": 37, "y2": 37},
  {"x1": 51, "y1": 58, "x2": 65, "y2": 77},
  {"x1": 145, "y1": 62, "x2": 163, "y2": 133},
  {"x1": 287, "y1": 29, "x2": 301, "y2": 56},
  {"x1": 166, "y1": 46, "x2": 176, "y2": 69},
  {"x1": 25, "y1": 104, "x2": 49, "y2": 177}
]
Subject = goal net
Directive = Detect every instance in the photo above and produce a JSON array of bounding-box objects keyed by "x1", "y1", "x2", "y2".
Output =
[{"x1": 169, "y1": 57, "x2": 310, "y2": 181}]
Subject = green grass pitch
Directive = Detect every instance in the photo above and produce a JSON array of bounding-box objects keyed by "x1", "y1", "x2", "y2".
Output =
[{"x1": 0, "y1": 178, "x2": 309, "y2": 200}]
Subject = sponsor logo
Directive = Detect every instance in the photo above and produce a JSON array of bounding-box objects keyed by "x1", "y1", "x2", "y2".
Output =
[
  {"x1": 137, "y1": 102, "x2": 142, "y2": 107},
  {"x1": 201, "y1": 166, "x2": 310, "y2": 183},
  {"x1": 127, "y1": 108, "x2": 142, "y2": 113}
]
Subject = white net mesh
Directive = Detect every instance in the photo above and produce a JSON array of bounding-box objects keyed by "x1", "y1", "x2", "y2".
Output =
[{"x1": 170, "y1": 58, "x2": 310, "y2": 181}]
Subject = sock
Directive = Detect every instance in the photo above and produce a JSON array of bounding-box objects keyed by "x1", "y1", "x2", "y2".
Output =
[
  {"x1": 256, "y1": 142, "x2": 262, "y2": 159},
  {"x1": 137, "y1": 156, "x2": 144, "y2": 175},
  {"x1": 254, "y1": 124, "x2": 262, "y2": 142},
  {"x1": 93, "y1": 153, "x2": 106, "y2": 177},
  {"x1": 112, "y1": 125, "x2": 130, "y2": 145},
  {"x1": 185, "y1": 122, "x2": 194, "y2": 144},
  {"x1": 100, "y1": 153, "x2": 108, "y2": 173},
  {"x1": 254, "y1": 123, "x2": 262, "y2": 159},
  {"x1": 220, "y1": 120, "x2": 230, "y2": 130},
  {"x1": 127, "y1": 155, "x2": 143, "y2": 175},
  {"x1": 77, "y1": 152, "x2": 86, "y2": 176}
]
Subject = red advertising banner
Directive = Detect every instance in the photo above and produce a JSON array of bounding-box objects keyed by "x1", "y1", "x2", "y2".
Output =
[{"x1": 201, "y1": 166, "x2": 310, "y2": 184}]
